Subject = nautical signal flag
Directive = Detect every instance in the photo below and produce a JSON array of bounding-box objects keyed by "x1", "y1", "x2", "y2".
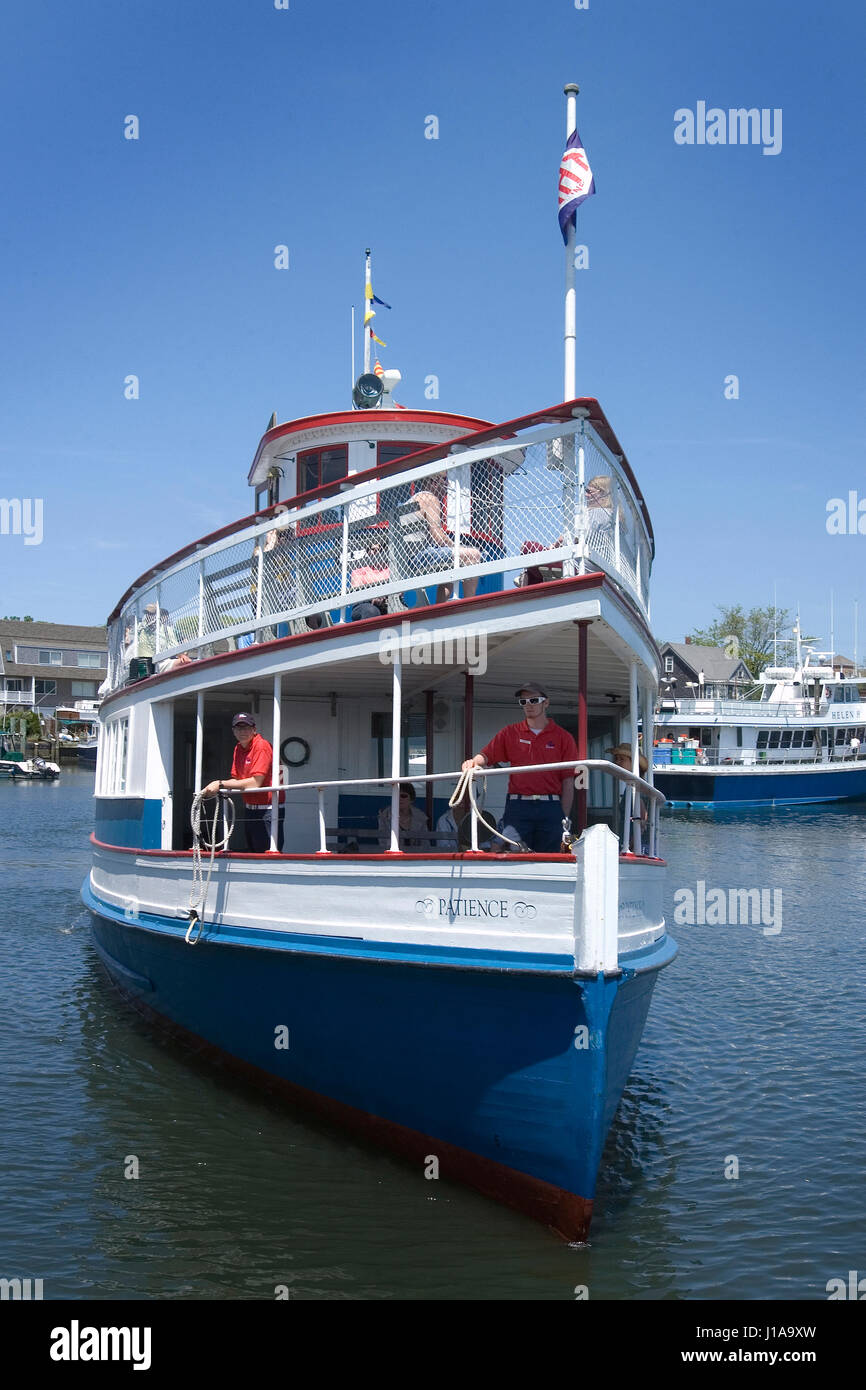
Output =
[
  {"x1": 364, "y1": 285, "x2": 392, "y2": 323},
  {"x1": 558, "y1": 129, "x2": 595, "y2": 242},
  {"x1": 373, "y1": 359, "x2": 385, "y2": 378},
  {"x1": 370, "y1": 329, "x2": 387, "y2": 347}
]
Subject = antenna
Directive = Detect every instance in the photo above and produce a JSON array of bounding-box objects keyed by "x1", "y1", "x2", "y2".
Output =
[
  {"x1": 830, "y1": 590, "x2": 835, "y2": 671},
  {"x1": 351, "y1": 305, "x2": 355, "y2": 392},
  {"x1": 855, "y1": 597, "x2": 859, "y2": 675}
]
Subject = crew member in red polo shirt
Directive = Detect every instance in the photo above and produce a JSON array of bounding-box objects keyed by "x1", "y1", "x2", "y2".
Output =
[
  {"x1": 461, "y1": 681, "x2": 579, "y2": 852},
  {"x1": 203, "y1": 712, "x2": 284, "y2": 852}
]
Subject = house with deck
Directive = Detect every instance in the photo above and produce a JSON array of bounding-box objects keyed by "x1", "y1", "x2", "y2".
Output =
[{"x1": 0, "y1": 620, "x2": 107, "y2": 725}]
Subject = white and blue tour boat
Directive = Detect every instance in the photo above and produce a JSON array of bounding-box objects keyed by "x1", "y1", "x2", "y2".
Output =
[
  {"x1": 83, "y1": 93, "x2": 676, "y2": 1241},
  {"x1": 653, "y1": 634, "x2": 866, "y2": 808}
]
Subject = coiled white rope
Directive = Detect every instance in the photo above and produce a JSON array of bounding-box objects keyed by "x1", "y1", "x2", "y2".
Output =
[
  {"x1": 449, "y1": 766, "x2": 576, "y2": 851},
  {"x1": 448, "y1": 766, "x2": 525, "y2": 850},
  {"x1": 187, "y1": 791, "x2": 235, "y2": 943}
]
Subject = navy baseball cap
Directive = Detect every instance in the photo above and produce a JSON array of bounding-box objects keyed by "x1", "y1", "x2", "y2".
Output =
[
  {"x1": 514, "y1": 681, "x2": 548, "y2": 699},
  {"x1": 231, "y1": 712, "x2": 256, "y2": 728}
]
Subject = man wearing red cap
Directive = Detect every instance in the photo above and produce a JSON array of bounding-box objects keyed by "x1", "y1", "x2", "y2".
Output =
[
  {"x1": 462, "y1": 682, "x2": 579, "y2": 852},
  {"x1": 203, "y1": 713, "x2": 284, "y2": 852}
]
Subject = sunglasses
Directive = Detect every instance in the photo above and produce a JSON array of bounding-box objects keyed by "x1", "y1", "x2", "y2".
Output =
[
  {"x1": 399, "y1": 791, "x2": 411, "y2": 799},
  {"x1": 518, "y1": 696, "x2": 544, "y2": 706}
]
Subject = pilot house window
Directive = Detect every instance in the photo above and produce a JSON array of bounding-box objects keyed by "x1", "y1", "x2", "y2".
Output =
[
  {"x1": 298, "y1": 446, "x2": 349, "y2": 494},
  {"x1": 377, "y1": 442, "x2": 422, "y2": 468}
]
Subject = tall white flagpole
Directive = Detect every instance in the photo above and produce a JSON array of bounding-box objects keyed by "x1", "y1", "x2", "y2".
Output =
[
  {"x1": 364, "y1": 247, "x2": 372, "y2": 375},
  {"x1": 563, "y1": 83, "x2": 579, "y2": 402},
  {"x1": 830, "y1": 589, "x2": 835, "y2": 668}
]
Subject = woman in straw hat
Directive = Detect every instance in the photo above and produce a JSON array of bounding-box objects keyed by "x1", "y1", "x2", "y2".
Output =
[{"x1": 606, "y1": 743, "x2": 648, "y2": 847}]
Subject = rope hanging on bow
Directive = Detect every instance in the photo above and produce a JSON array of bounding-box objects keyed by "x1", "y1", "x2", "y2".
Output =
[{"x1": 186, "y1": 790, "x2": 235, "y2": 943}]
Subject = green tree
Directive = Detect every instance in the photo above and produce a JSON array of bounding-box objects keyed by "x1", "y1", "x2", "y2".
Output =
[
  {"x1": 0, "y1": 710, "x2": 42, "y2": 738},
  {"x1": 687, "y1": 605, "x2": 794, "y2": 680}
]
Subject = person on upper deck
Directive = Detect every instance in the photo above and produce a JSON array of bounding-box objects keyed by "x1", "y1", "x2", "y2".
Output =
[
  {"x1": 350, "y1": 596, "x2": 388, "y2": 622},
  {"x1": 411, "y1": 473, "x2": 481, "y2": 603},
  {"x1": 136, "y1": 604, "x2": 192, "y2": 673},
  {"x1": 461, "y1": 682, "x2": 579, "y2": 852},
  {"x1": 202, "y1": 713, "x2": 284, "y2": 852}
]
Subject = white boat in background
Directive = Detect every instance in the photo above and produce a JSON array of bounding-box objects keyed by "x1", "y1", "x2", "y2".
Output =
[
  {"x1": 76, "y1": 737, "x2": 99, "y2": 768},
  {"x1": 654, "y1": 635, "x2": 866, "y2": 807}
]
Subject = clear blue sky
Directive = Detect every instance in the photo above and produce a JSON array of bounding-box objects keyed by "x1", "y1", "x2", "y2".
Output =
[{"x1": 1, "y1": 0, "x2": 863, "y2": 656}]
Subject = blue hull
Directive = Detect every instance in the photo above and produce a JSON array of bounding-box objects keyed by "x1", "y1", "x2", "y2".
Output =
[
  {"x1": 83, "y1": 881, "x2": 675, "y2": 1240},
  {"x1": 656, "y1": 765, "x2": 866, "y2": 809}
]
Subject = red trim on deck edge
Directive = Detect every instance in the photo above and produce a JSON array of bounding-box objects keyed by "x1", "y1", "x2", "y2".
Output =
[{"x1": 90, "y1": 833, "x2": 664, "y2": 865}]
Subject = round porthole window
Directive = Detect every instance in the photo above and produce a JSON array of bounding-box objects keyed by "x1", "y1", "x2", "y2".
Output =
[{"x1": 280, "y1": 736, "x2": 310, "y2": 767}]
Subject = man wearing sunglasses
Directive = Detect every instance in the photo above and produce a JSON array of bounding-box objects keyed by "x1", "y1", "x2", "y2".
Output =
[{"x1": 461, "y1": 682, "x2": 579, "y2": 852}]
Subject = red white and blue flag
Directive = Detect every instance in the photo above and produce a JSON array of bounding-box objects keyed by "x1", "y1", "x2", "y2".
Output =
[{"x1": 558, "y1": 129, "x2": 595, "y2": 242}]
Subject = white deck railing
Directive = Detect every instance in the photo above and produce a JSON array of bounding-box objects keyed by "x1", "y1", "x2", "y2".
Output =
[
  {"x1": 654, "y1": 746, "x2": 862, "y2": 769},
  {"x1": 106, "y1": 417, "x2": 653, "y2": 691},
  {"x1": 661, "y1": 698, "x2": 823, "y2": 719},
  {"x1": 203, "y1": 759, "x2": 666, "y2": 860}
]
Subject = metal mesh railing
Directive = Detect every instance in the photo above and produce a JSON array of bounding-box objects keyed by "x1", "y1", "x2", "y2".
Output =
[{"x1": 107, "y1": 418, "x2": 653, "y2": 688}]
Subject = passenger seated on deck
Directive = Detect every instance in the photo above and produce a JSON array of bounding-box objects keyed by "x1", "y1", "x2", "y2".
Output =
[
  {"x1": 437, "y1": 788, "x2": 508, "y2": 851},
  {"x1": 517, "y1": 477, "x2": 620, "y2": 587},
  {"x1": 350, "y1": 596, "x2": 388, "y2": 622},
  {"x1": 136, "y1": 605, "x2": 193, "y2": 673},
  {"x1": 350, "y1": 535, "x2": 390, "y2": 591},
  {"x1": 516, "y1": 540, "x2": 560, "y2": 587},
  {"x1": 436, "y1": 803, "x2": 502, "y2": 850},
  {"x1": 377, "y1": 783, "x2": 433, "y2": 850},
  {"x1": 251, "y1": 524, "x2": 295, "y2": 641},
  {"x1": 410, "y1": 474, "x2": 480, "y2": 603}
]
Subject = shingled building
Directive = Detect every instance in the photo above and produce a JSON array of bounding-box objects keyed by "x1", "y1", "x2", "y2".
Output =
[
  {"x1": 659, "y1": 640, "x2": 753, "y2": 699},
  {"x1": 0, "y1": 620, "x2": 107, "y2": 718}
]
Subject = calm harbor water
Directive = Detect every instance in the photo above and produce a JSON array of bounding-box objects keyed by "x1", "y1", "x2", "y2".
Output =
[{"x1": 1, "y1": 766, "x2": 864, "y2": 1301}]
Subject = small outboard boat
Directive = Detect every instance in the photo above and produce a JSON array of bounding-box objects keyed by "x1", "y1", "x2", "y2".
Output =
[{"x1": 10, "y1": 757, "x2": 61, "y2": 780}]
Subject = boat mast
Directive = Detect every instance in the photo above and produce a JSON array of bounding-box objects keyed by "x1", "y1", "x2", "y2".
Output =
[
  {"x1": 363, "y1": 248, "x2": 372, "y2": 375},
  {"x1": 830, "y1": 590, "x2": 835, "y2": 672},
  {"x1": 563, "y1": 85, "x2": 579, "y2": 402}
]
